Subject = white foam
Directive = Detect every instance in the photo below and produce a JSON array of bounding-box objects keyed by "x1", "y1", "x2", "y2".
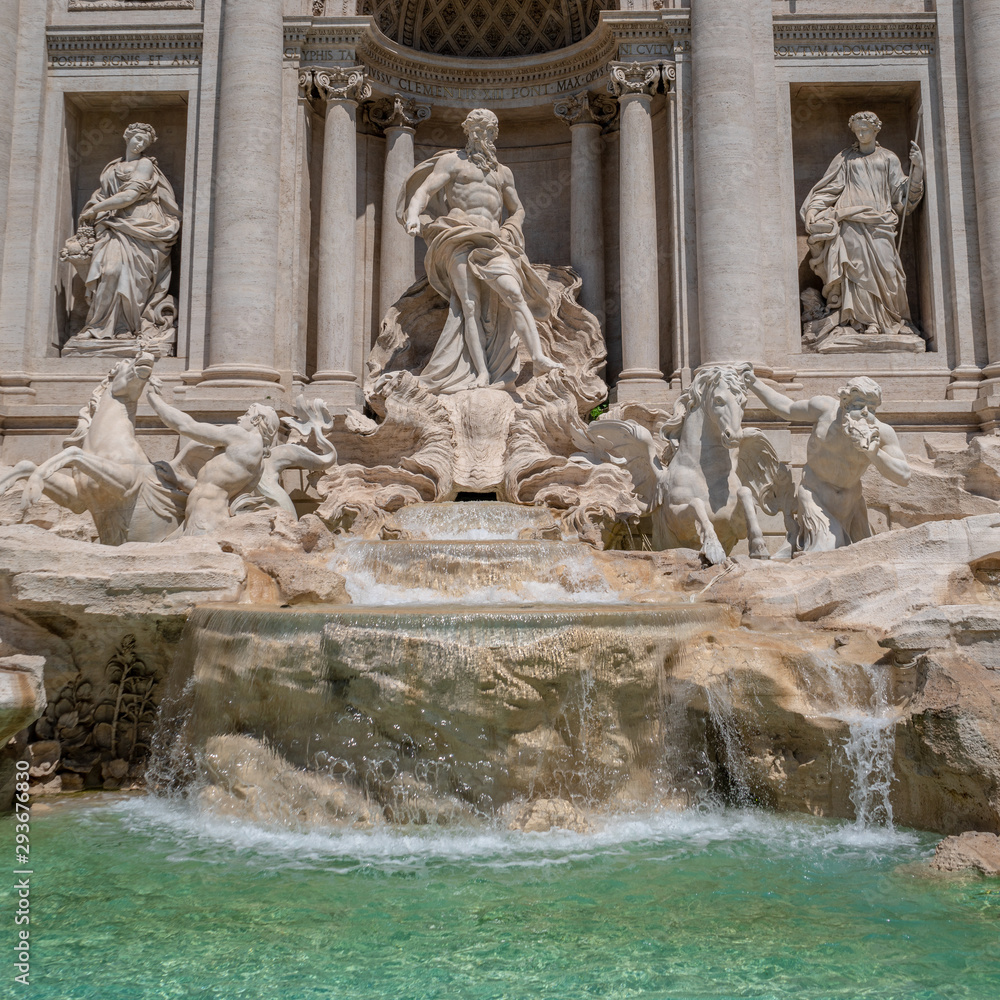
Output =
[{"x1": 94, "y1": 796, "x2": 924, "y2": 873}]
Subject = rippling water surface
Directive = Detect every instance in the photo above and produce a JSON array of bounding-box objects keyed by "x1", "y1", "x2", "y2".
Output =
[{"x1": 4, "y1": 796, "x2": 999, "y2": 999}]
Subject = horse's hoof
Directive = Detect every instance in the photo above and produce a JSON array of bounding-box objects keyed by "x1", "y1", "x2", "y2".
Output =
[
  {"x1": 702, "y1": 541, "x2": 728, "y2": 566},
  {"x1": 750, "y1": 544, "x2": 770, "y2": 560}
]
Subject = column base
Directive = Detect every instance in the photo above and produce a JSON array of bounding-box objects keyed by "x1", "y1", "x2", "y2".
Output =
[
  {"x1": 610, "y1": 371, "x2": 668, "y2": 406},
  {"x1": 196, "y1": 363, "x2": 282, "y2": 387},
  {"x1": 949, "y1": 365, "x2": 983, "y2": 401},
  {"x1": 304, "y1": 377, "x2": 365, "y2": 411}
]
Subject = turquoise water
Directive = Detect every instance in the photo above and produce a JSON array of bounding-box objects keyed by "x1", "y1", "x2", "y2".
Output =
[{"x1": 3, "y1": 796, "x2": 999, "y2": 1000}]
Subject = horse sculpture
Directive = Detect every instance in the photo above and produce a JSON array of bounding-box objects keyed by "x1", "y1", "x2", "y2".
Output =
[
  {"x1": 583, "y1": 363, "x2": 792, "y2": 564},
  {"x1": 0, "y1": 351, "x2": 186, "y2": 544}
]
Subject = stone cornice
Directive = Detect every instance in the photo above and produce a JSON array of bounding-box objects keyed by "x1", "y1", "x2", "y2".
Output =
[
  {"x1": 773, "y1": 14, "x2": 936, "y2": 58},
  {"x1": 47, "y1": 26, "x2": 203, "y2": 69},
  {"x1": 67, "y1": 1, "x2": 194, "y2": 9},
  {"x1": 286, "y1": 15, "x2": 624, "y2": 108}
]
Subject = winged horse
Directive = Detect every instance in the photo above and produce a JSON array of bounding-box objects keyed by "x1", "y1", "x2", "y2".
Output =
[
  {"x1": 582, "y1": 363, "x2": 793, "y2": 564},
  {"x1": 0, "y1": 351, "x2": 186, "y2": 544}
]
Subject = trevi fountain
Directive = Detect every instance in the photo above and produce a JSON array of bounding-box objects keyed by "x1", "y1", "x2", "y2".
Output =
[{"x1": 1, "y1": 2, "x2": 1000, "y2": 997}]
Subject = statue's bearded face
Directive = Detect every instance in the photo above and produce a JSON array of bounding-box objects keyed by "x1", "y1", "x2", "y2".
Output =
[
  {"x1": 464, "y1": 117, "x2": 499, "y2": 172},
  {"x1": 839, "y1": 390, "x2": 880, "y2": 449}
]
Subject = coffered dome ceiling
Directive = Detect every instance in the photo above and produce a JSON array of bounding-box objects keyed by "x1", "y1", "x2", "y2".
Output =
[{"x1": 362, "y1": 1, "x2": 613, "y2": 59}]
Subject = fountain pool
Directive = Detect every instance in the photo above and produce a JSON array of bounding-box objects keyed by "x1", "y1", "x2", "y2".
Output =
[{"x1": 6, "y1": 796, "x2": 999, "y2": 999}]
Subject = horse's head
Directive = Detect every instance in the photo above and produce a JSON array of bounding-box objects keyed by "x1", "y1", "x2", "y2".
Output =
[
  {"x1": 689, "y1": 363, "x2": 751, "y2": 449},
  {"x1": 108, "y1": 350, "x2": 156, "y2": 402}
]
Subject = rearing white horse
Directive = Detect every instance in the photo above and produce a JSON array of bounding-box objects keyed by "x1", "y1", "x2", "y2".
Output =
[
  {"x1": 0, "y1": 352, "x2": 185, "y2": 544},
  {"x1": 585, "y1": 364, "x2": 791, "y2": 564}
]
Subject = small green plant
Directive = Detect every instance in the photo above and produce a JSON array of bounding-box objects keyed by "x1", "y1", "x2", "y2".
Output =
[{"x1": 588, "y1": 401, "x2": 609, "y2": 422}]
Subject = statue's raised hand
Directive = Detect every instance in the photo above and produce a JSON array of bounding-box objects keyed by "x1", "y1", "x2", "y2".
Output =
[{"x1": 909, "y1": 141, "x2": 924, "y2": 172}]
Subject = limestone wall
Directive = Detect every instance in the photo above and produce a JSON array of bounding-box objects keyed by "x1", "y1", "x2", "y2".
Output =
[{"x1": 1, "y1": 1, "x2": 998, "y2": 467}]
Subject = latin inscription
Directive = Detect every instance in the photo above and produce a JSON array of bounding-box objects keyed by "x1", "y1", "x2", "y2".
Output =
[
  {"x1": 49, "y1": 51, "x2": 201, "y2": 69},
  {"x1": 365, "y1": 65, "x2": 608, "y2": 102},
  {"x1": 774, "y1": 42, "x2": 933, "y2": 58}
]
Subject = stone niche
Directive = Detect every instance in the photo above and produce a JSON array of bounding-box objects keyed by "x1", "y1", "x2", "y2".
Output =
[
  {"x1": 56, "y1": 92, "x2": 188, "y2": 356},
  {"x1": 337, "y1": 99, "x2": 669, "y2": 387},
  {"x1": 789, "y1": 82, "x2": 929, "y2": 352}
]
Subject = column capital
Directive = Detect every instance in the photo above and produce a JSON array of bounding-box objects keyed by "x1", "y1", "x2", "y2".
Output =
[
  {"x1": 607, "y1": 61, "x2": 661, "y2": 100},
  {"x1": 367, "y1": 93, "x2": 431, "y2": 133},
  {"x1": 553, "y1": 91, "x2": 618, "y2": 129},
  {"x1": 299, "y1": 66, "x2": 371, "y2": 105}
]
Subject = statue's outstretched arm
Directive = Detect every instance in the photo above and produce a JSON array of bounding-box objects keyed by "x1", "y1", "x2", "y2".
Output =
[
  {"x1": 147, "y1": 388, "x2": 236, "y2": 449},
  {"x1": 747, "y1": 370, "x2": 822, "y2": 422}
]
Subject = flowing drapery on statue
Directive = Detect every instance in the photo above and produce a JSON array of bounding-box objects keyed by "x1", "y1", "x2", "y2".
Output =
[
  {"x1": 61, "y1": 123, "x2": 181, "y2": 356},
  {"x1": 395, "y1": 108, "x2": 562, "y2": 394},
  {"x1": 800, "y1": 111, "x2": 924, "y2": 347}
]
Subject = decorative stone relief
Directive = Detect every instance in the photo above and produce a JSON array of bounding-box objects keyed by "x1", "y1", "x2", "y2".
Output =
[
  {"x1": 300, "y1": 66, "x2": 372, "y2": 104},
  {"x1": 747, "y1": 372, "x2": 912, "y2": 553},
  {"x1": 800, "y1": 111, "x2": 926, "y2": 353},
  {"x1": 361, "y1": 0, "x2": 603, "y2": 59},
  {"x1": 68, "y1": 1, "x2": 194, "y2": 9},
  {"x1": 553, "y1": 91, "x2": 618, "y2": 129},
  {"x1": 367, "y1": 93, "x2": 431, "y2": 132},
  {"x1": 607, "y1": 60, "x2": 661, "y2": 98},
  {"x1": 60, "y1": 124, "x2": 182, "y2": 358}
]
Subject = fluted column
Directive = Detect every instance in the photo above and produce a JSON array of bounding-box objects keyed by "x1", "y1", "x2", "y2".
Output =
[
  {"x1": 201, "y1": 0, "x2": 284, "y2": 387},
  {"x1": 0, "y1": 0, "x2": 19, "y2": 282},
  {"x1": 553, "y1": 92, "x2": 616, "y2": 329},
  {"x1": 370, "y1": 95, "x2": 430, "y2": 321},
  {"x1": 307, "y1": 67, "x2": 369, "y2": 402},
  {"x1": 966, "y1": 1, "x2": 1000, "y2": 382},
  {"x1": 690, "y1": 0, "x2": 763, "y2": 365},
  {"x1": 610, "y1": 62, "x2": 664, "y2": 397}
]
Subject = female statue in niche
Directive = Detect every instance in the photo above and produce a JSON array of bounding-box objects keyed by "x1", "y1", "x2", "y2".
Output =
[
  {"x1": 61, "y1": 122, "x2": 181, "y2": 356},
  {"x1": 800, "y1": 111, "x2": 924, "y2": 350}
]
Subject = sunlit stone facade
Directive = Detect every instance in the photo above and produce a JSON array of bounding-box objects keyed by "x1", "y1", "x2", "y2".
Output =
[{"x1": 1, "y1": 1, "x2": 998, "y2": 469}]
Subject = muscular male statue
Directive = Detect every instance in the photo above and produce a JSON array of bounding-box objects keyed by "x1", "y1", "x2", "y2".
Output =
[
  {"x1": 147, "y1": 387, "x2": 280, "y2": 535},
  {"x1": 746, "y1": 372, "x2": 911, "y2": 552},
  {"x1": 398, "y1": 108, "x2": 563, "y2": 393}
]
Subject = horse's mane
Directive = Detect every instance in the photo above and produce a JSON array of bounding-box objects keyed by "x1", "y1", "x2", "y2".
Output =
[
  {"x1": 62, "y1": 359, "x2": 130, "y2": 447},
  {"x1": 659, "y1": 364, "x2": 752, "y2": 444}
]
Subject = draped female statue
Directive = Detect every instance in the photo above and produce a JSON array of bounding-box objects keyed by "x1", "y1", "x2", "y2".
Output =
[
  {"x1": 61, "y1": 122, "x2": 181, "y2": 356},
  {"x1": 800, "y1": 111, "x2": 924, "y2": 350}
]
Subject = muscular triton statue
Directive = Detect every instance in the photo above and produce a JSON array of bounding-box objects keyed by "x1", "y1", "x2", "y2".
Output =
[
  {"x1": 746, "y1": 372, "x2": 911, "y2": 553},
  {"x1": 398, "y1": 108, "x2": 563, "y2": 393}
]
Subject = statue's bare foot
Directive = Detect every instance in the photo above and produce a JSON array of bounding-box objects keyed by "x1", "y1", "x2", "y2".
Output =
[
  {"x1": 74, "y1": 330, "x2": 95, "y2": 340},
  {"x1": 472, "y1": 372, "x2": 490, "y2": 389},
  {"x1": 532, "y1": 354, "x2": 564, "y2": 376},
  {"x1": 864, "y1": 323, "x2": 880, "y2": 336}
]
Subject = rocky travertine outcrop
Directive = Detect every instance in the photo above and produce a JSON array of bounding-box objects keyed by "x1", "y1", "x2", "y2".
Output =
[
  {"x1": 929, "y1": 831, "x2": 1000, "y2": 875},
  {"x1": 2, "y1": 514, "x2": 999, "y2": 836}
]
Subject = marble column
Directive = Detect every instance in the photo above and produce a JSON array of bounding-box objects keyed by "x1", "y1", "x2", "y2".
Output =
[
  {"x1": 690, "y1": 0, "x2": 763, "y2": 365},
  {"x1": 370, "y1": 95, "x2": 430, "y2": 322},
  {"x1": 309, "y1": 67, "x2": 370, "y2": 403},
  {"x1": 201, "y1": 0, "x2": 284, "y2": 388},
  {"x1": 0, "y1": 0, "x2": 19, "y2": 282},
  {"x1": 965, "y1": 0, "x2": 1000, "y2": 381},
  {"x1": 553, "y1": 92, "x2": 616, "y2": 329},
  {"x1": 609, "y1": 62, "x2": 664, "y2": 398}
]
